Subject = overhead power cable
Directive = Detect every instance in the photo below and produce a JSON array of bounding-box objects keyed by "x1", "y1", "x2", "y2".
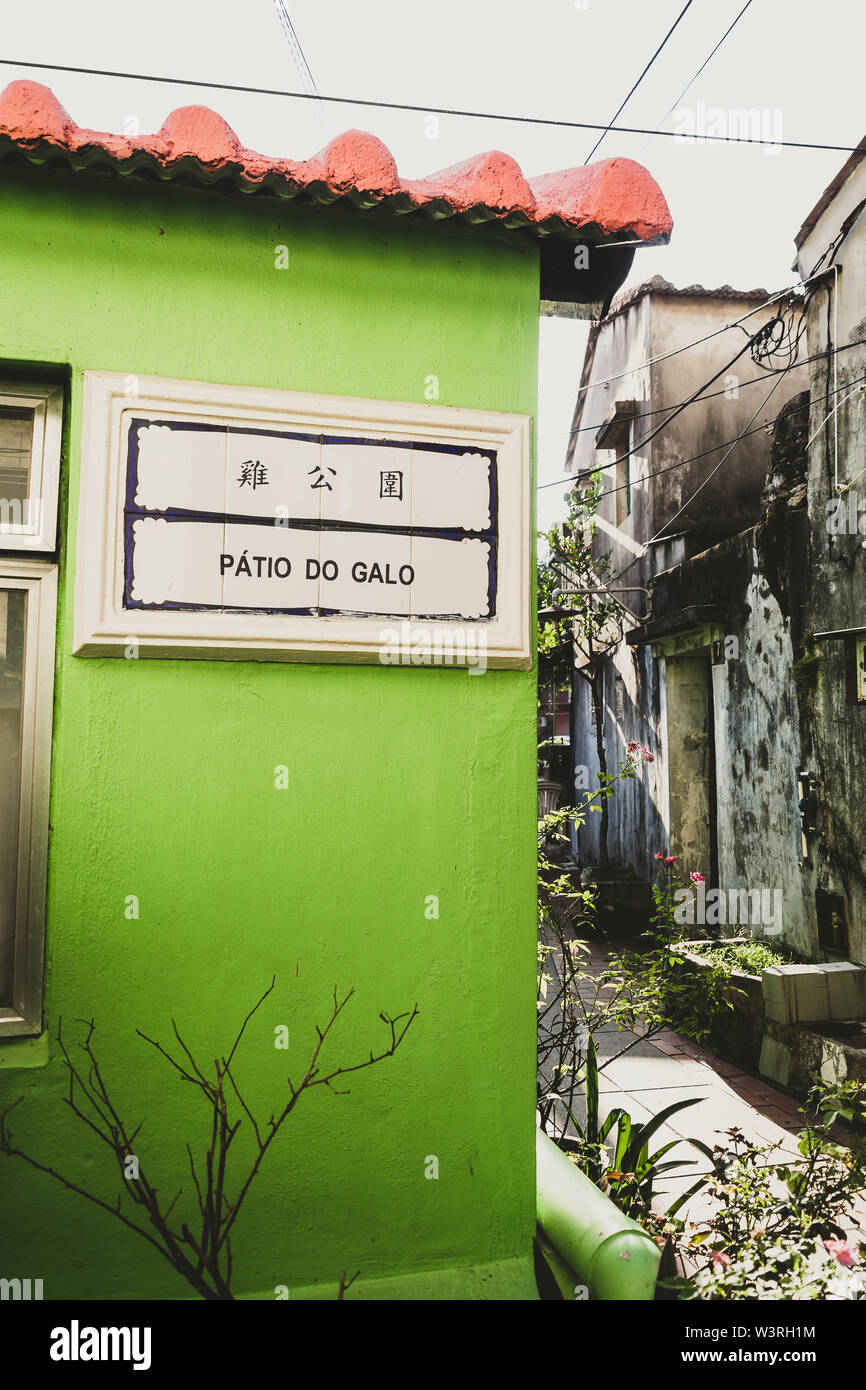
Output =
[
  {"x1": 584, "y1": 0, "x2": 695, "y2": 163},
  {"x1": 0, "y1": 58, "x2": 859, "y2": 153},
  {"x1": 542, "y1": 336, "x2": 866, "y2": 444},
  {"x1": 537, "y1": 336, "x2": 866, "y2": 494},
  {"x1": 570, "y1": 281, "x2": 812, "y2": 405},
  {"x1": 610, "y1": 368, "x2": 791, "y2": 583},
  {"x1": 541, "y1": 306, "x2": 808, "y2": 495},
  {"x1": 642, "y1": 0, "x2": 756, "y2": 147},
  {"x1": 597, "y1": 366, "x2": 866, "y2": 500},
  {"x1": 272, "y1": 1, "x2": 333, "y2": 140}
]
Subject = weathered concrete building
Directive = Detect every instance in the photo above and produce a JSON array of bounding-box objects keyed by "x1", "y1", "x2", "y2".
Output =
[
  {"x1": 791, "y1": 140, "x2": 866, "y2": 962},
  {"x1": 567, "y1": 141, "x2": 866, "y2": 964},
  {"x1": 566, "y1": 280, "x2": 809, "y2": 938}
]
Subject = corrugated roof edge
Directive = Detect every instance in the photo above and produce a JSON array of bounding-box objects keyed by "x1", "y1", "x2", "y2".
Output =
[
  {"x1": 0, "y1": 79, "x2": 674, "y2": 246},
  {"x1": 606, "y1": 275, "x2": 771, "y2": 320}
]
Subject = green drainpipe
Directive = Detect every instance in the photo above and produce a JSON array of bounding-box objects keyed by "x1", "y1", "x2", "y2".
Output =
[{"x1": 536, "y1": 1128, "x2": 661, "y2": 1300}]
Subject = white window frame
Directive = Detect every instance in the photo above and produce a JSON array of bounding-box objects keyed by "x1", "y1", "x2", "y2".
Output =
[
  {"x1": 0, "y1": 561, "x2": 57, "y2": 1037},
  {"x1": 74, "y1": 372, "x2": 532, "y2": 669},
  {"x1": 0, "y1": 383, "x2": 63, "y2": 552}
]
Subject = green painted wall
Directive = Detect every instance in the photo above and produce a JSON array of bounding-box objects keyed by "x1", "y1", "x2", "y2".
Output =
[{"x1": 0, "y1": 165, "x2": 539, "y2": 1299}]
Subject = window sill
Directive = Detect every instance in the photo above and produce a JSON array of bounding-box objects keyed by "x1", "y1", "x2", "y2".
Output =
[{"x1": 0, "y1": 1031, "x2": 50, "y2": 1070}]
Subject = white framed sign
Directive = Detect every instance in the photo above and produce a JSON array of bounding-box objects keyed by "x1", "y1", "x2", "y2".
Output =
[{"x1": 74, "y1": 373, "x2": 532, "y2": 668}]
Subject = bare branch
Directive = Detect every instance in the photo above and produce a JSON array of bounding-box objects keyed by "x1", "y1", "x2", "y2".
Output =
[
  {"x1": 225, "y1": 976, "x2": 275, "y2": 1070},
  {"x1": 1, "y1": 982, "x2": 416, "y2": 1301}
]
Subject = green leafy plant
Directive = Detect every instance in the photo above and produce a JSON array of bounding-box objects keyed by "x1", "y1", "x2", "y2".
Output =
[
  {"x1": 564, "y1": 1035, "x2": 707, "y2": 1221},
  {"x1": 668, "y1": 1079, "x2": 866, "y2": 1299},
  {"x1": 704, "y1": 938, "x2": 795, "y2": 976},
  {"x1": 662, "y1": 959, "x2": 737, "y2": 1048},
  {"x1": 810, "y1": 1077, "x2": 866, "y2": 1132},
  {"x1": 537, "y1": 749, "x2": 665, "y2": 1140},
  {"x1": 538, "y1": 476, "x2": 628, "y2": 869},
  {"x1": 620, "y1": 856, "x2": 744, "y2": 1048},
  {"x1": 647, "y1": 854, "x2": 687, "y2": 944}
]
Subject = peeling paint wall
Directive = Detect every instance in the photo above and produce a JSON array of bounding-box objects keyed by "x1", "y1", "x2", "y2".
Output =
[
  {"x1": 569, "y1": 286, "x2": 812, "y2": 947},
  {"x1": 571, "y1": 641, "x2": 666, "y2": 877},
  {"x1": 796, "y1": 158, "x2": 866, "y2": 964},
  {"x1": 712, "y1": 558, "x2": 811, "y2": 955}
]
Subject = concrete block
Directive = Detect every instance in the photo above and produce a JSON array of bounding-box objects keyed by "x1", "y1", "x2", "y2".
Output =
[
  {"x1": 762, "y1": 967, "x2": 792, "y2": 1024},
  {"x1": 793, "y1": 966, "x2": 832, "y2": 1023},
  {"x1": 760, "y1": 1036, "x2": 791, "y2": 1087},
  {"x1": 823, "y1": 962, "x2": 866, "y2": 1020},
  {"x1": 762, "y1": 962, "x2": 866, "y2": 1025}
]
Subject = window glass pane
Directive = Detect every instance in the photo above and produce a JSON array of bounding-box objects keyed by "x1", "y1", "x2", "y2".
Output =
[
  {"x1": 0, "y1": 405, "x2": 35, "y2": 511},
  {"x1": 0, "y1": 588, "x2": 25, "y2": 1003}
]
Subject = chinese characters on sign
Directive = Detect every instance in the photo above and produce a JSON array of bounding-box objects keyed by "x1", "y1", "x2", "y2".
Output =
[
  {"x1": 380, "y1": 470, "x2": 403, "y2": 500},
  {"x1": 123, "y1": 420, "x2": 497, "y2": 621},
  {"x1": 238, "y1": 460, "x2": 268, "y2": 489},
  {"x1": 307, "y1": 464, "x2": 336, "y2": 491}
]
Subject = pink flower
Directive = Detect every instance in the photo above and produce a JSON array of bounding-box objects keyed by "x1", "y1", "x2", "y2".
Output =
[
  {"x1": 664, "y1": 856, "x2": 678, "y2": 867},
  {"x1": 654, "y1": 852, "x2": 665, "y2": 861},
  {"x1": 626, "y1": 741, "x2": 654, "y2": 764},
  {"x1": 711, "y1": 1251, "x2": 730, "y2": 1271},
  {"x1": 824, "y1": 1239, "x2": 857, "y2": 1267},
  {"x1": 690, "y1": 872, "x2": 705, "y2": 883}
]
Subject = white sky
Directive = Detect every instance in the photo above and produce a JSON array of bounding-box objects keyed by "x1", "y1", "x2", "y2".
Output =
[{"x1": 2, "y1": 0, "x2": 864, "y2": 531}]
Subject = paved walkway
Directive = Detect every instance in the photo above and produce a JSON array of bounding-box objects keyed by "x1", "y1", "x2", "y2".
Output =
[{"x1": 581, "y1": 939, "x2": 808, "y2": 1225}]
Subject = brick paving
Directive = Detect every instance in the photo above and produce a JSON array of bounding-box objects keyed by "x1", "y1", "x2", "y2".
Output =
[
  {"x1": 578, "y1": 939, "x2": 815, "y2": 1224},
  {"x1": 543, "y1": 931, "x2": 866, "y2": 1235}
]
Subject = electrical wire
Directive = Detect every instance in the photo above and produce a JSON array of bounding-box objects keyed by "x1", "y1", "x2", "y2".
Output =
[
  {"x1": 543, "y1": 331, "x2": 759, "y2": 496},
  {"x1": 640, "y1": 0, "x2": 755, "y2": 148},
  {"x1": 272, "y1": 0, "x2": 333, "y2": 140},
  {"x1": 547, "y1": 235, "x2": 859, "y2": 497},
  {"x1": 541, "y1": 336, "x2": 866, "y2": 444},
  {"x1": 609, "y1": 367, "x2": 791, "y2": 583},
  {"x1": 539, "y1": 305, "x2": 842, "y2": 494},
  {"x1": 0, "y1": 57, "x2": 860, "y2": 153},
  {"x1": 540, "y1": 358, "x2": 866, "y2": 500},
  {"x1": 598, "y1": 366, "x2": 866, "y2": 500},
  {"x1": 807, "y1": 378, "x2": 862, "y2": 455},
  {"x1": 569, "y1": 282, "x2": 810, "y2": 405},
  {"x1": 583, "y1": 0, "x2": 695, "y2": 163}
]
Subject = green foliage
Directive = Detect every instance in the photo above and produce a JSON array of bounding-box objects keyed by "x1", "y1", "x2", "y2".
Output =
[
  {"x1": 704, "y1": 938, "x2": 794, "y2": 976},
  {"x1": 684, "y1": 1229, "x2": 866, "y2": 1300},
  {"x1": 564, "y1": 1036, "x2": 705, "y2": 1222},
  {"x1": 536, "y1": 749, "x2": 661, "y2": 1137},
  {"x1": 537, "y1": 474, "x2": 625, "y2": 667},
  {"x1": 662, "y1": 960, "x2": 736, "y2": 1048},
  {"x1": 807, "y1": 1077, "x2": 866, "y2": 1133},
  {"x1": 622, "y1": 858, "x2": 742, "y2": 1048},
  {"x1": 793, "y1": 640, "x2": 821, "y2": 695},
  {"x1": 668, "y1": 1080, "x2": 866, "y2": 1299},
  {"x1": 647, "y1": 859, "x2": 685, "y2": 945}
]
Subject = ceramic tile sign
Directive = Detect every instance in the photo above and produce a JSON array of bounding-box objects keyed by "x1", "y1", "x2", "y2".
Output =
[
  {"x1": 125, "y1": 421, "x2": 496, "y2": 622},
  {"x1": 75, "y1": 374, "x2": 531, "y2": 667}
]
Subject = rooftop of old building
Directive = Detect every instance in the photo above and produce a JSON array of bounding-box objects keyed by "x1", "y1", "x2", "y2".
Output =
[
  {"x1": 605, "y1": 275, "x2": 771, "y2": 321},
  {"x1": 566, "y1": 277, "x2": 778, "y2": 450},
  {"x1": 794, "y1": 134, "x2": 866, "y2": 251}
]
